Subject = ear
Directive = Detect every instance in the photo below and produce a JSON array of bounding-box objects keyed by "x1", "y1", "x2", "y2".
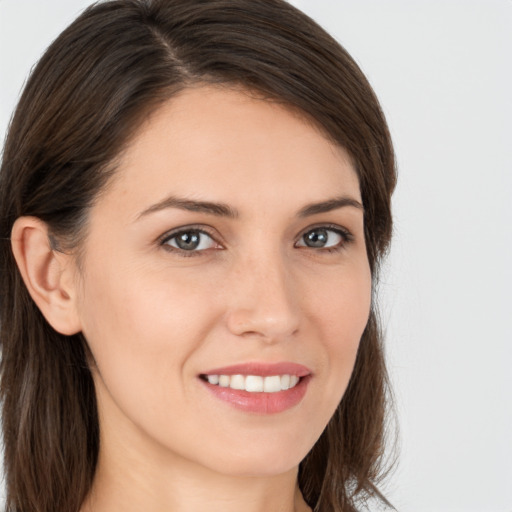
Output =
[{"x1": 11, "y1": 216, "x2": 82, "y2": 335}]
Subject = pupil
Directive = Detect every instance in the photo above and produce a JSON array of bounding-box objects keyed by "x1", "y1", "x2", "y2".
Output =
[
  {"x1": 176, "y1": 231, "x2": 200, "y2": 250},
  {"x1": 305, "y1": 229, "x2": 328, "y2": 247}
]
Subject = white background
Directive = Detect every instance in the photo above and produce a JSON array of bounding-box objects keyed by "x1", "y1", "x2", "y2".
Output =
[{"x1": 1, "y1": 1, "x2": 511, "y2": 511}]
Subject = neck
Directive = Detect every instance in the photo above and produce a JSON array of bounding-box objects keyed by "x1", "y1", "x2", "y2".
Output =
[
  {"x1": 81, "y1": 375, "x2": 312, "y2": 512},
  {"x1": 82, "y1": 456, "x2": 310, "y2": 512},
  {"x1": 81, "y1": 426, "x2": 311, "y2": 512}
]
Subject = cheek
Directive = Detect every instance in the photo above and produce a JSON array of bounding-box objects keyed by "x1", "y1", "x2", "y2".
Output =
[
  {"x1": 308, "y1": 263, "x2": 372, "y2": 400},
  {"x1": 76, "y1": 257, "x2": 211, "y2": 409},
  {"x1": 74, "y1": 242, "x2": 373, "y2": 476},
  {"x1": 308, "y1": 255, "x2": 371, "y2": 338}
]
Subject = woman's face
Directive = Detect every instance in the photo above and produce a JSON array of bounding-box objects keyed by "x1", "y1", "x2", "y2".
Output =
[{"x1": 73, "y1": 86, "x2": 371, "y2": 476}]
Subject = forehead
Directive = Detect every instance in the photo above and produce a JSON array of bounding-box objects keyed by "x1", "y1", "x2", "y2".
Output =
[{"x1": 101, "y1": 86, "x2": 360, "y2": 219}]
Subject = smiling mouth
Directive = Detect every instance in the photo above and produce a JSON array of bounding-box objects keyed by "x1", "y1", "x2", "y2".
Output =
[
  {"x1": 200, "y1": 374, "x2": 301, "y2": 393},
  {"x1": 199, "y1": 362, "x2": 311, "y2": 413}
]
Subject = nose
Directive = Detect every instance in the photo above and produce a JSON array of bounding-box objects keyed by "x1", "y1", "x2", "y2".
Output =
[{"x1": 225, "y1": 252, "x2": 301, "y2": 342}]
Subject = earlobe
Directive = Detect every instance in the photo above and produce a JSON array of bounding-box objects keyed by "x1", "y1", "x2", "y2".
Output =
[{"x1": 11, "y1": 217, "x2": 82, "y2": 335}]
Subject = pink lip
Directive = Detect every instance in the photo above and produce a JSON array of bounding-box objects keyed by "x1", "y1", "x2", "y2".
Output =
[
  {"x1": 201, "y1": 362, "x2": 312, "y2": 377},
  {"x1": 199, "y1": 362, "x2": 312, "y2": 414}
]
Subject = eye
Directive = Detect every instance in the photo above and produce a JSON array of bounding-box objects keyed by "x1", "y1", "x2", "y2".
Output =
[
  {"x1": 161, "y1": 229, "x2": 219, "y2": 253},
  {"x1": 295, "y1": 226, "x2": 351, "y2": 250}
]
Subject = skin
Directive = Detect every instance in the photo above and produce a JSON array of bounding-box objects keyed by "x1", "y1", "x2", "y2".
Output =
[{"x1": 12, "y1": 86, "x2": 371, "y2": 512}]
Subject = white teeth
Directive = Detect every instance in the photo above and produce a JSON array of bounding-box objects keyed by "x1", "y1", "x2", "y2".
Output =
[
  {"x1": 230, "y1": 374, "x2": 245, "y2": 390},
  {"x1": 263, "y1": 375, "x2": 281, "y2": 393},
  {"x1": 219, "y1": 375, "x2": 230, "y2": 387},
  {"x1": 207, "y1": 375, "x2": 219, "y2": 385},
  {"x1": 205, "y1": 374, "x2": 301, "y2": 393},
  {"x1": 245, "y1": 375, "x2": 264, "y2": 392}
]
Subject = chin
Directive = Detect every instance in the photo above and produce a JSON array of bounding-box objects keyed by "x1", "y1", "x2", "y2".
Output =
[{"x1": 196, "y1": 439, "x2": 310, "y2": 478}]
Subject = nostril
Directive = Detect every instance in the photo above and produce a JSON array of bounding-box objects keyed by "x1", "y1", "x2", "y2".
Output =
[{"x1": 226, "y1": 310, "x2": 300, "y2": 341}]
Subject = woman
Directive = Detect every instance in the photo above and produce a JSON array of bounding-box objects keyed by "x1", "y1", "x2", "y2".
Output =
[{"x1": 0, "y1": 1, "x2": 397, "y2": 511}]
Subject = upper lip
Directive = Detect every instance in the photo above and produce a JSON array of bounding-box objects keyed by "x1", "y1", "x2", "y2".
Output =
[{"x1": 200, "y1": 362, "x2": 312, "y2": 377}]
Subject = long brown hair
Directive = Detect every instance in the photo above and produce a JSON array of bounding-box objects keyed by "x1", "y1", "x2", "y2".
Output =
[{"x1": 0, "y1": 1, "x2": 397, "y2": 511}]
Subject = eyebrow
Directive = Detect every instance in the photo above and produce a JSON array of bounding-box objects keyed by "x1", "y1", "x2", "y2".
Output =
[
  {"x1": 297, "y1": 196, "x2": 364, "y2": 217},
  {"x1": 136, "y1": 194, "x2": 363, "y2": 221},
  {"x1": 137, "y1": 196, "x2": 239, "y2": 220}
]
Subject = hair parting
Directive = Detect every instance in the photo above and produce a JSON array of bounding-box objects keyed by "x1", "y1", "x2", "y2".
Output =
[{"x1": 0, "y1": 1, "x2": 397, "y2": 511}]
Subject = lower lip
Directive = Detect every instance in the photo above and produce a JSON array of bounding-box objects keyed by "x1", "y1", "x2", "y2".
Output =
[{"x1": 200, "y1": 376, "x2": 310, "y2": 414}]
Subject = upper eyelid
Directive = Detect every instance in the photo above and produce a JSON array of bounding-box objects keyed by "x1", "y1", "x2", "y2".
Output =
[
  {"x1": 296, "y1": 223, "x2": 354, "y2": 240},
  {"x1": 158, "y1": 225, "x2": 221, "y2": 245},
  {"x1": 157, "y1": 223, "x2": 354, "y2": 248}
]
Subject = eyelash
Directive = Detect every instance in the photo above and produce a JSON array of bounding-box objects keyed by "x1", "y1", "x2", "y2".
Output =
[
  {"x1": 159, "y1": 225, "x2": 220, "y2": 258},
  {"x1": 297, "y1": 224, "x2": 354, "y2": 254},
  {"x1": 158, "y1": 224, "x2": 354, "y2": 258}
]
